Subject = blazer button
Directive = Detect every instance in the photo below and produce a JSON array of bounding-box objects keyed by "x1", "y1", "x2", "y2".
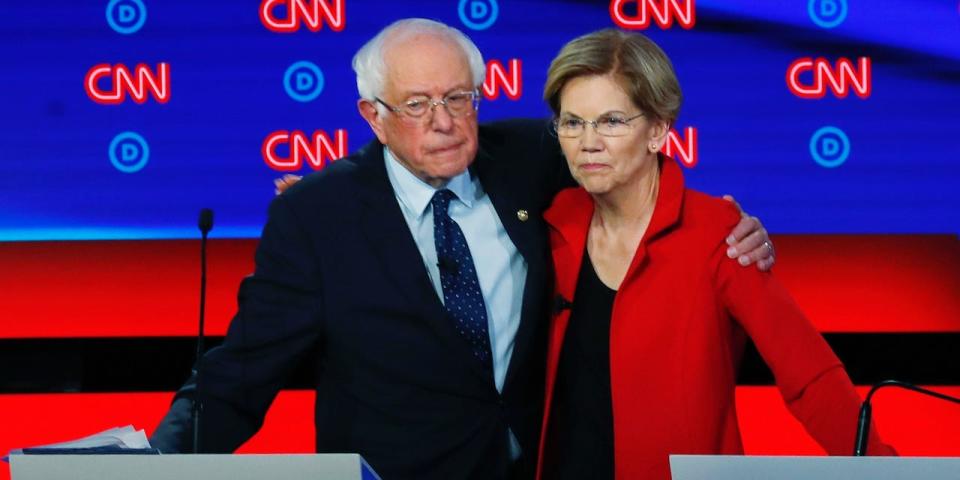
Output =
[{"x1": 516, "y1": 209, "x2": 529, "y2": 222}]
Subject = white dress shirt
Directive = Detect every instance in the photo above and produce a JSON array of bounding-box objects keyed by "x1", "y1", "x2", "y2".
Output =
[
  {"x1": 383, "y1": 147, "x2": 528, "y2": 394},
  {"x1": 383, "y1": 147, "x2": 527, "y2": 458}
]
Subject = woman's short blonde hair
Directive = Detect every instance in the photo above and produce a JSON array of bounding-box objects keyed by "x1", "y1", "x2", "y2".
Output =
[{"x1": 544, "y1": 29, "x2": 682, "y2": 126}]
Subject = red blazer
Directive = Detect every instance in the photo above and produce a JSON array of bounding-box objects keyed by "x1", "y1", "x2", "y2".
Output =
[{"x1": 536, "y1": 158, "x2": 894, "y2": 479}]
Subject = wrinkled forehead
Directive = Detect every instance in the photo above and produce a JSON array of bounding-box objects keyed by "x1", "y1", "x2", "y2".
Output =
[
  {"x1": 383, "y1": 28, "x2": 463, "y2": 57},
  {"x1": 382, "y1": 33, "x2": 474, "y2": 97},
  {"x1": 559, "y1": 74, "x2": 638, "y2": 114}
]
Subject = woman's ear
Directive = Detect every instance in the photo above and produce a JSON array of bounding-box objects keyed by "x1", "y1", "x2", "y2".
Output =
[{"x1": 648, "y1": 119, "x2": 670, "y2": 153}]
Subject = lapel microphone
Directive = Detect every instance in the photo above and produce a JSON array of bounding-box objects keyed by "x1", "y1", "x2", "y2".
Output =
[
  {"x1": 554, "y1": 295, "x2": 573, "y2": 314},
  {"x1": 438, "y1": 255, "x2": 459, "y2": 275}
]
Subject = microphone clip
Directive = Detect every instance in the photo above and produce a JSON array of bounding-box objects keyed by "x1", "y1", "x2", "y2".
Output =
[{"x1": 553, "y1": 295, "x2": 573, "y2": 314}]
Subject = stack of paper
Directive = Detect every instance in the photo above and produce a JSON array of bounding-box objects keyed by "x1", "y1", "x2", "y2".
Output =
[{"x1": 6, "y1": 426, "x2": 158, "y2": 458}]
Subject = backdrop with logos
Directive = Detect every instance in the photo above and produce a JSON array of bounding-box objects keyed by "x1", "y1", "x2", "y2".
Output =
[{"x1": 1, "y1": 0, "x2": 958, "y2": 240}]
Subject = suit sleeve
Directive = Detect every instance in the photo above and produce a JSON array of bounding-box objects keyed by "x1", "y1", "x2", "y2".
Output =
[
  {"x1": 483, "y1": 118, "x2": 574, "y2": 200},
  {"x1": 710, "y1": 225, "x2": 896, "y2": 456},
  {"x1": 528, "y1": 118, "x2": 576, "y2": 195},
  {"x1": 151, "y1": 193, "x2": 324, "y2": 453}
]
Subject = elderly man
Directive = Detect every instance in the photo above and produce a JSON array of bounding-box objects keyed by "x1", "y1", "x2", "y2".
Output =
[{"x1": 151, "y1": 18, "x2": 773, "y2": 479}]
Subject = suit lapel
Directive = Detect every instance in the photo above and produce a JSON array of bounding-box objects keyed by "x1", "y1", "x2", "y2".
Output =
[
  {"x1": 472, "y1": 147, "x2": 539, "y2": 263},
  {"x1": 472, "y1": 146, "x2": 548, "y2": 390},
  {"x1": 355, "y1": 144, "x2": 438, "y2": 311},
  {"x1": 355, "y1": 142, "x2": 499, "y2": 387}
]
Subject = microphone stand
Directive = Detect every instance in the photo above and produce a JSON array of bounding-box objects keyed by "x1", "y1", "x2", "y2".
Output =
[
  {"x1": 853, "y1": 379, "x2": 960, "y2": 456},
  {"x1": 193, "y1": 209, "x2": 213, "y2": 453}
]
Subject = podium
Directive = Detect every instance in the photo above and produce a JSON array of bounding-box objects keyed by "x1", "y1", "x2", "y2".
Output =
[
  {"x1": 10, "y1": 453, "x2": 381, "y2": 480},
  {"x1": 670, "y1": 455, "x2": 960, "y2": 480}
]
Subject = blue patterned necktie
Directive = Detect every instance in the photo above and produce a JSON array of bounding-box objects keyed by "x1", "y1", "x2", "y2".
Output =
[{"x1": 431, "y1": 189, "x2": 493, "y2": 369}]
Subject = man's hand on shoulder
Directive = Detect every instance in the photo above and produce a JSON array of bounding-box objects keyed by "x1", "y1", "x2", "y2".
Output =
[
  {"x1": 722, "y1": 195, "x2": 775, "y2": 272},
  {"x1": 274, "y1": 174, "x2": 302, "y2": 195}
]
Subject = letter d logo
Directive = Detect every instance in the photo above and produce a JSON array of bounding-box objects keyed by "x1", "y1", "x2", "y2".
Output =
[
  {"x1": 106, "y1": 0, "x2": 147, "y2": 34},
  {"x1": 458, "y1": 0, "x2": 498, "y2": 30},
  {"x1": 109, "y1": 131, "x2": 150, "y2": 173},
  {"x1": 808, "y1": 0, "x2": 847, "y2": 28}
]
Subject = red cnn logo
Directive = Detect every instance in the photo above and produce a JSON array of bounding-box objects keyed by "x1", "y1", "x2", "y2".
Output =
[
  {"x1": 786, "y1": 57, "x2": 872, "y2": 99},
  {"x1": 260, "y1": 0, "x2": 345, "y2": 32},
  {"x1": 84, "y1": 63, "x2": 170, "y2": 105},
  {"x1": 263, "y1": 129, "x2": 348, "y2": 172},
  {"x1": 483, "y1": 59, "x2": 522, "y2": 101},
  {"x1": 662, "y1": 127, "x2": 697, "y2": 168},
  {"x1": 610, "y1": 0, "x2": 695, "y2": 30}
]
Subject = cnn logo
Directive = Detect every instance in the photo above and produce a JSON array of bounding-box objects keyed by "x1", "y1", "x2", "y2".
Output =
[
  {"x1": 260, "y1": 0, "x2": 345, "y2": 32},
  {"x1": 787, "y1": 57, "x2": 871, "y2": 99},
  {"x1": 263, "y1": 129, "x2": 348, "y2": 171},
  {"x1": 610, "y1": 0, "x2": 695, "y2": 30},
  {"x1": 84, "y1": 63, "x2": 170, "y2": 104}
]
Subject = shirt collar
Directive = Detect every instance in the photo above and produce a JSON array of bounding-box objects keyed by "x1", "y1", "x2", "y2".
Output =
[{"x1": 384, "y1": 147, "x2": 476, "y2": 219}]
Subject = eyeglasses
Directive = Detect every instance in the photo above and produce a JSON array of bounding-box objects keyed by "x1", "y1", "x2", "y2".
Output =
[
  {"x1": 551, "y1": 112, "x2": 645, "y2": 138},
  {"x1": 375, "y1": 90, "x2": 480, "y2": 120}
]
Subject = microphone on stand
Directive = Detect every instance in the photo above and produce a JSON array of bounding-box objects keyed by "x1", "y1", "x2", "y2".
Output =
[
  {"x1": 193, "y1": 208, "x2": 214, "y2": 454},
  {"x1": 853, "y1": 379, "x2": 960, "y2": 456}
]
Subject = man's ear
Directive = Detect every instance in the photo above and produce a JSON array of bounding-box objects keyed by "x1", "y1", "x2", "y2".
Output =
[{"x1": 358, "y1": 99, "x2": 389, "y2": 145}]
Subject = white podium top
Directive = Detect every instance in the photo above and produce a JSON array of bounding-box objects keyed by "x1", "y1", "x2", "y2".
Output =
[
  {"x1": 670, "y1": 455, "x2": 960, "y2": 480},
  {"x1": 10, "y1": 453, "x2": 381, "y2": 480}
]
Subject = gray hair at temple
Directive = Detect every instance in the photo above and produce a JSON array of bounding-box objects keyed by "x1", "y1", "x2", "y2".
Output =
[{"x1": 352, "y1": 18, "x2": 486, "y2": 103}]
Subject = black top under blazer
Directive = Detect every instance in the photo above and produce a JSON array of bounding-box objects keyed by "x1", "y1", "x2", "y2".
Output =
[{"x1": 150, "y1": 119, "x2": 570, "y2": 480}]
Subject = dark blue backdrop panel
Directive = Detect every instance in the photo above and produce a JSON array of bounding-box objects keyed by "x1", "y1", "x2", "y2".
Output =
[{"x1": 1, "y1": 0, "x2": 957, "y2": 240}]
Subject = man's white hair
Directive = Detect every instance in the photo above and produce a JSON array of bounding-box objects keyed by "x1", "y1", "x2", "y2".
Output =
[{"x1": 352, "y1": 18, "x2": 486, "y2": 102}]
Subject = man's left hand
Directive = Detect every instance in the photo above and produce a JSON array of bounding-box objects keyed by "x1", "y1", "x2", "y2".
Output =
[{"x1": 723, "y1": 195, "x2": 775, "y2": 272}]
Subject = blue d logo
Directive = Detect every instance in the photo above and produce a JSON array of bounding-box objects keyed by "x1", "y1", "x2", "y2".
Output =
[
  {"x1": 284, "y1": 61, "x2": 325, "y2": 103},
  {"x1": 808, "y1": 0, "x2": 847, "y2": 29},
  {"x1": 810, "y1": 126, "x2": 850, "y2": 168},
  {"x1": 109, "y1": 131, "x2": 150, "y2": 173},
  {"x1": 106, "y1": 0, "x2": 147, "y2": 35},
  {"x1": 458, "y1": 0, "x2": 499, "y2": 31}
]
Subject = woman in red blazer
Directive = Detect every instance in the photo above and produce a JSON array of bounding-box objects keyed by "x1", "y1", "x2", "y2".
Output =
[{"x1": 535, "y1": 30, "x2": 895, "y2": 480}]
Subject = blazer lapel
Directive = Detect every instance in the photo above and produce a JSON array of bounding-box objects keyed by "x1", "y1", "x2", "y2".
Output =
[
  {"x1": 355, "y1": 142, "x2": 498, "y2": 387},
  {"x1": 472, "y1": 146, "x2": 549, "y2": 389},
  {"x1": 472, "y1": 147, "x2": 539, "y2": 262},
  {"x1": 355, "y1": 143, "x2": 438, "y2": 311}
]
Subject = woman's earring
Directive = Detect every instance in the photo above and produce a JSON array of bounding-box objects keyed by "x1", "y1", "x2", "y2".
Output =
[{"x1": 649, "y1": 143, "x2": 659, "y2": 153}]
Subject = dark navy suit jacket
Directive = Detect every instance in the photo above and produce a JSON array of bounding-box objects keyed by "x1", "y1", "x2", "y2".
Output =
[{"x1": 151, "y1": 119, "x2": 569, "y2": 479}]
